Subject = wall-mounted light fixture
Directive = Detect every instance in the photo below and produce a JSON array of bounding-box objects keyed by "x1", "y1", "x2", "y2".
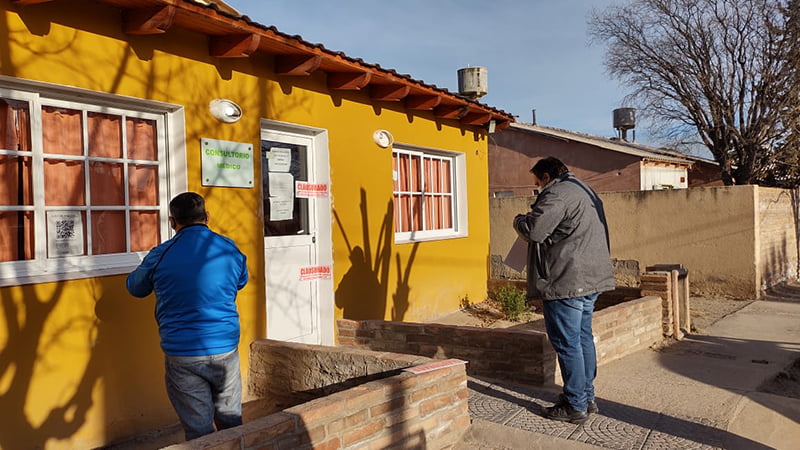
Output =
[
  {"x1": 373, "y1": 129, "x2": 393, "y2": 148},
  {"x1": 209, "y1": 99, "x2": 242, "y2": 123}
]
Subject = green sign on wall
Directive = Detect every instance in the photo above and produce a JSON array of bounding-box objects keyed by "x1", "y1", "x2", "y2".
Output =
[{"x1": 200, "y1": 138, "x2": 254, "y2": 188}]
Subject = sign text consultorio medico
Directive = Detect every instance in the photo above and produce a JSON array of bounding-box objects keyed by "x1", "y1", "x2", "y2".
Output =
[{"x1": 201, "y1": 138, "x2": 254, "y2": 188}]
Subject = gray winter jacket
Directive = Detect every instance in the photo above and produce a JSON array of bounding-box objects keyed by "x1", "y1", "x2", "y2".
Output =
[{"x1": 513, "y1": 172, "x2": 615, "y2": 300}]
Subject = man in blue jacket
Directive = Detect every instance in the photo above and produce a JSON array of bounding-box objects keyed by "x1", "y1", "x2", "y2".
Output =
[
  {"x1": 127, "y1": 192, "x2": 249, "y2": 440},
  {"x1": 513, "y1": 157, "x2": 615, "y2": 425}
]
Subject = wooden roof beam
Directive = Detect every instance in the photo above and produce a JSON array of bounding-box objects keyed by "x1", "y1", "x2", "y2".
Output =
[
  {"x1": 494, "y1": 120, "x2": 511, "y2": 131},
  {"x1": 369, "y1": 84, "x2": 411, "y2": 101},
  {"x1": 123, "y1": 6, "x2": 176, "y2": 35},
  {"x1": 327, "y1": 72, "x2": 371, "y2": 90},
  {"x1": 275, "y1": 54, "x2": 323, "y2": 76},
  {"x1": 209, "y1": 33, "x2": 261, "y2": 58},
  {"x1": 11, "y1": 0, "x2": 55, "y2": 4},
  {"x1": 461, "y1": 111, "x2": 492, "y2": 126},
  {"x1": 434, "y1": 104, "x2": 469, "y2": 120},
  {"x1": 405, "y1": 95, "x2": 441, "y2": 110}
]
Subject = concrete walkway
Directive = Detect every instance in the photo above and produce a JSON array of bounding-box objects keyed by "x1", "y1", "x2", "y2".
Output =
[{"x1": 457, "y1": 299, "x2": 800, "y2": 449}]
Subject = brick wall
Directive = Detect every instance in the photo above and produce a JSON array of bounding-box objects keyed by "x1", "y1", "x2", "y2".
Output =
[
  {"x1": 758, "y1": 187, "x2": 800, "y2": 289},
  {"x1": 164, "y1": 340, "x2": 469, "y2": 450},
  {"x1": 593, "y1": 296, "x2": 664, "y2": 364},
  {"x1": 338, "y1": 294, "x2": 664, "y2": 386},
  {"x1": 339, "y1": 319, "x2": 556, "y2": 385},
  {"x1": 641, "y1": 271, "x2": 674, "y2": 336}
]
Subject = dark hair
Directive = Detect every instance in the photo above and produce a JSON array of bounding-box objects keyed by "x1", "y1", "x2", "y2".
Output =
[
  {"x1": 169, "y1": 192, "x2": 207, "y2": 225},
  {"x1": 530, "y1": 156, "x2": 569, "y2": 180}
]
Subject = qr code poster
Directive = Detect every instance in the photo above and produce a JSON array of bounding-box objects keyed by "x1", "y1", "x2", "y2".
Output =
[{"x1": 47, "y1": 211, "x2": 85, "y2": 257}]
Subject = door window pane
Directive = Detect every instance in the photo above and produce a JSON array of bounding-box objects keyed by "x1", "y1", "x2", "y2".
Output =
[{"x1": 261, "y1": 140, "x2": 310, "y2": 236}]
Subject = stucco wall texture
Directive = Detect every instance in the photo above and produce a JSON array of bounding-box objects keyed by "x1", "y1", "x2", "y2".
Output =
[
  {"x1": 491, "y1": 185, "x2": 800, "y2": 299},
  {"x1": 1, "y1": 3, "x2": 493, "y2": 448}
]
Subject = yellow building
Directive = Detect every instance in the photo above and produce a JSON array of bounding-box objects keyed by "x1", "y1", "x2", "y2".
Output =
[{"x1": 0, "y1": 0, "x2": 512, "y2": 447}]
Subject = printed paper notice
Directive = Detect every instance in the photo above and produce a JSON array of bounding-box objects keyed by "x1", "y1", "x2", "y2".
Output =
[
  {"x1": 504, "y1": 237, "x2": 528, "y2": 272},
  {"x1": 296, "y1": 181, "x2": 329, "y2": 198},
  {"x1": 268, "y1": 148, "x2": 292, "y2": 172},
  {"x1": 269, "y1": 198, "x2": 293, "y2": 221},
  {"x1": 47, "y1": 211, "x2": 84, "y2": 257},
  {"x1": 299, "y1": 265, "x2": 332, "y2": 281},
  {"x1": 268, "y1": 172, "x2": 294, "y2": 198}
]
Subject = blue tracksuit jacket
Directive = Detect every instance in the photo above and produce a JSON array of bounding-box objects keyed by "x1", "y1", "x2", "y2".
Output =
[{"x1": 126, "y1": 224, "x2": 249, "y2": 356}]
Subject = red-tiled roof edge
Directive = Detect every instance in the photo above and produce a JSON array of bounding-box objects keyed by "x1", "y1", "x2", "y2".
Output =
[{"x1": 189, "y1": 0, "x2": 514, "y2": 120}]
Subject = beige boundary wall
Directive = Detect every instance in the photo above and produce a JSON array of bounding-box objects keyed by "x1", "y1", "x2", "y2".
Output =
[
  {"x1": 338, "y1": 295, "x2": 663, "y2": 386},
  {"x1": 490, "y1": 185, "x2": 800, "y2": 298}
]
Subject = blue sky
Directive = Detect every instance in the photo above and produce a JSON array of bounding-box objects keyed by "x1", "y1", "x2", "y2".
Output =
[{"x1": 223, "y1": 0, "x2": 652, "y2": 145}]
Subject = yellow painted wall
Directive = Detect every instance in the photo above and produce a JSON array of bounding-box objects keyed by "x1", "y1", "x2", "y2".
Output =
[{"x1": 0, "y1": 2, "x2": 491, "y2": 447}]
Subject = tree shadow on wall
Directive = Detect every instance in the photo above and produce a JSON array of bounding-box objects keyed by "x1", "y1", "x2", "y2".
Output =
[
  {"x1": 334, "y1": 189, "x2": 419, "y2": 322},
  {"x1": 0, "y1": 283, "x2": 100, "y2": 449}
]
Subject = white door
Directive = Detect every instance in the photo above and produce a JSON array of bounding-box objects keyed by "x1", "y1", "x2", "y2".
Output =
[{"x1": 261, "y1": 123, "x2": 333, "y2": 345}]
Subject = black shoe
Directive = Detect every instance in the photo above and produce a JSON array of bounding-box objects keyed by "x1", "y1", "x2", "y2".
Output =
[
  {"x1": 558, "y1": 393, "x2": 599, "y2": 414},
  {"x1": 543, "y1": 403, "x2": 588, "y2": 424}
]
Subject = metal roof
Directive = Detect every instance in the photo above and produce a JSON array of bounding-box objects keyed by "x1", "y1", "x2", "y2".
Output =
[{"x1": 509, "y1": 122, "x2": 718, "y2": 166}]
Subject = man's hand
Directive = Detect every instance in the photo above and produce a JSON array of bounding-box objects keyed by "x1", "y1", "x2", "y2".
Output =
[{"x1": 513, "y1": 214, "x2": 532, "y2": 242}]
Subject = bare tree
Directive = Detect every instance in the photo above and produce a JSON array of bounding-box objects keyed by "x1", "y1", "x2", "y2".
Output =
[{"x1": 589, "y1": 0, "x2": 799, "y2": 186}]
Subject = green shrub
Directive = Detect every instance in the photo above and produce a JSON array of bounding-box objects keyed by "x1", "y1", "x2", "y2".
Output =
[{"x1": 494, "y1": 284, "x2": 527, "y2": 321}]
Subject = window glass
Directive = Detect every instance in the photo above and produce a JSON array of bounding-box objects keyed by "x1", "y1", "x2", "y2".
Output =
[
  {"x1": 1, "y1": 99, "x2": 31, "y2": 152},
  {"x1": 261, "y1": 140, "x2": 309, "y2": 236},
  {"x1": 392, "y1": 147, "x2": 457, "y2": 238},
  {"x1": 88, "y1": 112, "x2": 122, "y2": 158},
  {"x1": 91, "y1": 210, "x2": 126, "y2": 254},
  {"x1": 130, "y1": 210, "x2": 160, "y2": 252},
  {"x1": 42, "y1": 106, "x2": 83, "y2": 156},
  {"x1": 0, "y1": 155, "x2": 33, "y2": 206},
  {"x1": 89, "y1": 161, "x2": 124, "y2": 205},
  {"x1": 127, "y1": 117, "x2": 157, "y2": 161},
  {"x1": 44, "y1": 158, "x2": 86, "y2": 206},
  {"x1": 0, "y1": 89, "x2": 168, "y2": 282},
  {"x1": 129, "y1": 163, "x2": 159, "y2": 206},
  {"x1": 0, "y1": 211, "x2": 34, "y2": 261}
]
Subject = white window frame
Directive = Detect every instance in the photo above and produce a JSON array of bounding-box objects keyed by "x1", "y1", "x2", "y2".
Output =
[
  {"x1": 392, "y1": 143, "x2": 468, "y2": 243},
  {"x1": 0, "y1": 78, "x2": 186, "y2": 287}
]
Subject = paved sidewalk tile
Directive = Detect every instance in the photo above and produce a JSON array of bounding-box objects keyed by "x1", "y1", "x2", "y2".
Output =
[{"x1": 467, "y1": 378, "x2": 727, "y2": 450}]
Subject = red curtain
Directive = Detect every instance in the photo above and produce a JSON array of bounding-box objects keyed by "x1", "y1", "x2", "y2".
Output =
[{"x1": 0, "y1": 100, "x2": 34, "y2": 261}]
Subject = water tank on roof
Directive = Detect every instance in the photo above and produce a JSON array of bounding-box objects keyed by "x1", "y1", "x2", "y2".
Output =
[
  {"x1": 613, "y1": 108, "x2": 636, "y2": 130},
  {"x1": 457, "y1": 67, "x2": 488, "y2": 100}
]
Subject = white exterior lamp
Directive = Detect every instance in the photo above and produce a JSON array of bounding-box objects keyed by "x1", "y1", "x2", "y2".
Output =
[{"x1": 209, "y1": 99, "x2": 242, "y2": 123}]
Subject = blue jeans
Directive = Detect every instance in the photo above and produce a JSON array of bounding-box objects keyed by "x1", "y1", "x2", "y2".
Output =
[
  {"x1": 542, "y1": 292, "x2": 599, "y2": 412},
  {"x1": 164, "y1": 348, "x2": 243, "y2": 441}
]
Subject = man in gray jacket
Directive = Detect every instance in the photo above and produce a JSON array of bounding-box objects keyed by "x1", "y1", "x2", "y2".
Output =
[{"x1": 513, "y1": 157, "x2": 615, "y2": 424}]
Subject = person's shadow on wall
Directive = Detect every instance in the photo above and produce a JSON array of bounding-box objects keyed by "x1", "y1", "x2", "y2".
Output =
[{"x1": 334, "y1": 189, "x2": 418, "y2": 322}]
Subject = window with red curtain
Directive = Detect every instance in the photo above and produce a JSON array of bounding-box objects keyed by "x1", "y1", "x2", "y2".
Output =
[
  {"x1": 0, "y1": 91, "x2": 165, "y2": 276},
  {"x1": 0, "y1": 99, "x2": 34, "y2": 262},
  {"x1": 392, "y1": 147, "x2": 456, "y2": 240}
]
